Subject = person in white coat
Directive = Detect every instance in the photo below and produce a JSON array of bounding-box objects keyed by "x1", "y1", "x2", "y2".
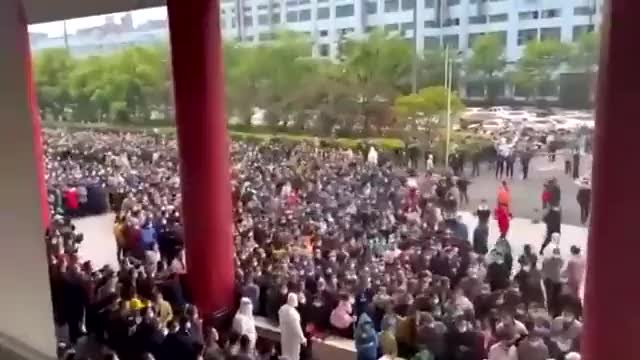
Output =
[
  {"x1": 367, "y1": 146, "x2": 378, "y2": 165},
  {"x1": 232, "y1": 297, "x2": 257, "y2": 350},
  {"x1": 278, "y1": 293, "x2": 306, "y2": 360}
]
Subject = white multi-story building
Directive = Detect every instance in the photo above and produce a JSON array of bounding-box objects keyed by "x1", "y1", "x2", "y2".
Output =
[{"x1": 221, "y1": 0, "x2": 603, "y2": 61}]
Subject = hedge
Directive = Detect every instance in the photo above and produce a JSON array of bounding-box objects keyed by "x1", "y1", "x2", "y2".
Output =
[
  {"x1": 42, "y1": 121, "x2": 406, "y2": 151},
  {"x1": 42, "y1": 121, "x2": 493, "y2": 157}
]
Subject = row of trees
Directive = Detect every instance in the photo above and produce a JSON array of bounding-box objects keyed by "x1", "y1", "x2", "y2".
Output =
[{"x1": 34, "y1": 30, "x2": 599, "y2": 136}]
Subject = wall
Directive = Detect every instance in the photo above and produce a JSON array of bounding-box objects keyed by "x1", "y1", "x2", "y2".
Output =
[{"x1": 0, "y1": 1, "x2": 56, "y2": 358}]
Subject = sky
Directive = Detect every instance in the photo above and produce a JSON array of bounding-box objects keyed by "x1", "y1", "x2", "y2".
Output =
[{"x1": 28, "y1": 6, "x2": 167, "y2": 37}]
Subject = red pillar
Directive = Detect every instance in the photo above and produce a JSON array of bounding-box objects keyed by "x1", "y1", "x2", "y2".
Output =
[
  {"x1": 18, "y1": 0, "x2": 49, "y2": 227},
  {"x1": 166, "y1": 0, "x2": 235, "y2": 315},
  {"x1": 582, "y1": 1, "x2": 640, "y2": 359}
]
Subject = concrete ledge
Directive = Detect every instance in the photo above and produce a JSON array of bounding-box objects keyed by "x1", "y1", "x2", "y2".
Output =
[{"x1": 0, "y1": 332, "x2": 55, "y2": 360}]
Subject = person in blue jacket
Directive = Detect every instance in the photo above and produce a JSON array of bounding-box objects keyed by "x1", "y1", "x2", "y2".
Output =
[{"x1": 355, "y1": 313, "x2": 379, "y2": 360}]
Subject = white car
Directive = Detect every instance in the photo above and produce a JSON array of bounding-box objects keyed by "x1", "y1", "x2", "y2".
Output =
[
  {"x1": 524, "y1": 118, "x2": 556, "y2": 132},
  {"x1": 549, "y1": 116, "x2": 584, "y2": 132},
  {"x1": 462, "y1": 107, "x2": 483, "y2": 118},
  {"x1": 488, "y1": 106, "x2": 512, "y2": 114},
  {"x1": 502, "y1": 110, "x2": 533, "y2": 125},
  {"x1": 481, "y1": 118, "x2": 508, "y2": 132}
]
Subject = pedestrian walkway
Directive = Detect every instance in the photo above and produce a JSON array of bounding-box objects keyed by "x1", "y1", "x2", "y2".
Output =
[
  {"x1": 459, "y1": 211, "x2": 588, "y2": 260},
  {"x1": 74, "y1": 212, "x2": 589, "y2": 271}
]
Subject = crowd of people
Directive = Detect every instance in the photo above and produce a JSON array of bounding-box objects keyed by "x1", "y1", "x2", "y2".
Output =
[{"x1": 44, "y1": 129, "x2": 586, "y2": 360}]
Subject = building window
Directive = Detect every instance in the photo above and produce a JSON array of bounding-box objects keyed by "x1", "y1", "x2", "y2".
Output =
[
  {"x1": 425, "y1": 0, "x2": 434, "y2": 7},
  {"x1": 299, "y1": 9, "x2": 311, "y2": 21},
  {"x1": 470, "y1": 0, "x2": 486, "y2": 3},
  {"x1": 336, "y1": 4, "x2": 354, "y2": 17},
  {"x1": 573, "y1": 24, "x2": 595, "y2": 41},
  {"x1": 489, "y1": 31, "x2": 507, "y2": 46},
  {"x1": 338, "y1": 28, "x2": 354, "y2": 36},
  {"x1": 257, "y1": 4, "x2": 268, "y2": 10},
  {"x1": 272, "y1": 13, "x2": 281, "y2": 23},
  {"x1": 286, "y1": 10, "x2": 297, "y2": 22},
  {"x1": 443, "y1": 34, "x2": 459, "y2": 49},
  {"x1": 540, "y1": 27, "x2": 561, "y2": 41},
  {"x1": 468, "y1": 15, "x2": 487, "y2": 25},
  {"x1": 384, "y1": 23, "x2": 399, "y2": 32},
  {"x1": 401, "y1": 22, "x2": 415, "y2": 31},
  {"x1": 401, "y1": 0, "x2": 415, "y2": 10},
  {"x1": 232, "y1": 17, "x2": 236, "y2": 27},
  {"x1": 273, "y1": 3, "x2": 281, "y2": 9},
  {"x1": 286, "y1": 0, "x2": 298, "y2": 6},
  {"x1": 246, "y1": 35, "x2": 254, "y2": 41},
  {"x1": 424, "y1": 36, "x2": 440, "y2": 49},
  {"x1": 467, "y1": 33, "x2": 484, "y2": 48},
  {"x1": 243, "y1": 6, "x2": 252, "y2": 11},
  {"x1": 317, "y1": 7, "x2": 330, "y2": 19},
  {"x1": 366, "y1": 26, "x2": 378, "y2": 33},
  {"x1": 447, "y1": 0, "x2": 460, "y2": 5},
  {"x1": 244, "y1": 15, "x2": 253, "y2": 26},
  {"x1": 317, "y1": 0, "x2": 328, "y2": 3},
  {"x1": 384, "y1": 0, "x2": 399, "y2": 13},
  {"x1": 489, "y1": 13, "x2": 508, "y2": 23},
  {"x1": 518, "y1": 11, "x2": 539, "y2": 20},
  {"x1": 424, "y1": 20, "x2": 438, "y2": 28},
  {"x1": 574, "y1": 6, "x2": 595, "y2": 16},
  {"x1": 320, "y1": 29, "x2": 329, "y2": 37},
  {"x1": 258, "y1": 14, "x2": 270, "y2": 25},
  {"x1": 518, "y1": 29, "x2": 538, "y2": 45},
  {"x1": 443, "y1": 17, "x2": 460, "y2": 27},
  {"x1": 541, "y1": 8, "x2": 561, "y2": 18},
  {"x1": 299, "y1": 0, "x2": 311, "y2": 4},
  {"x1": 258, "y1": 32, "x2": 274, "y2": 41},
  {"x1": 366, "y1": 1, "x2": 377, "y2": 14},
  {"x1": 319, "y1": 43, "x2": 330, "y2": 57}
]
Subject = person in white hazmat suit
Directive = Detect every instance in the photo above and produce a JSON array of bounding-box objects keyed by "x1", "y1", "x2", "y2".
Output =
[
  {"x1": 367, "y1": 146, "x2": 378, "y2": 165},
  {"x1": 278, "y1": 293, "x2": 306, "y2": 360},
  {"x1": 232, "y1": 297, "x2": 257, "y2": 350}
]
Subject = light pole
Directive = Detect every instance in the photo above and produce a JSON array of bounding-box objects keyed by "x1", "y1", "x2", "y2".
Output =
[
  {"x1": 444, "y1": 45, "x2": 451, "y2": 169},
  {"x1": 411, "y1": 0, "x2": 418, "y2": 93}
]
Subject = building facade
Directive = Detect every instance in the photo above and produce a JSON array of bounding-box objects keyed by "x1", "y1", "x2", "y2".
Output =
[{"x1": 220, "y1": 0, "x2": 602, "y2": 61}]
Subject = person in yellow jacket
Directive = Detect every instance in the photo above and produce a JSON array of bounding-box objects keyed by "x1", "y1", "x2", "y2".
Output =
[
  {"x1": 113, "y1": 215, "x2": 127, "y2": 261},
  {"x1": 154, "y1": 291, "x2": 173, "y2": 326}
]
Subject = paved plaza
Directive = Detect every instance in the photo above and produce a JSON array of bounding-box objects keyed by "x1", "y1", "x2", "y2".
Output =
[
  {"x1": 75, "y1": 210, "x2": 589, "y2": 273},
  {"x1": 461, "y1": 152, "x2": 593, "y2": 226}
]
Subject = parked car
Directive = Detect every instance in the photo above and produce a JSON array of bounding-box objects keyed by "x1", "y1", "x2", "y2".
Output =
[
  {"x1": 481, "y1": 118, "x2": 508, "y2": 132},
  {"x1": 549, "y1": 116, "x2": 584, "y2": 132},
  {"x1": 502, "y1": 110, "x2": 533, "y2": 125},
  {"x1": 524, "y1": 118, "x2": 556, "y2": 132},
  {"x1": 460, "y1": 111, "x2": 496, "y2": 129},
  {"x1": 488, "y1": 106, "x2": 512, "y2": 114}
]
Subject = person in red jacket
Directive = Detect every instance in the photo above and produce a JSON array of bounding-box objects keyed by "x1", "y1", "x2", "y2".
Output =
[
  {"x1": 495, "y1": 204, "x2": 510, "y2": 238},
  {"x1": 63, "y1": 187, "x2": 79, "y2": 216}
]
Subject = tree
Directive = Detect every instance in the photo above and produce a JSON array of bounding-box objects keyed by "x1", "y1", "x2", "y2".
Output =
[
  {"x1": 418, "y1": 49, "x2": 454, "y2": 89},
  {"x1": 34, "y1": 48, "x2": 76, "y2": 121},
  {"x1": 569, "y1": 31, "x2": 600, "y2": 101},
  {"x1": 394, "y1": 86, "x2": 464, "y2": 140},
  {"x1": 466, "y1": 34, "x2": 505, "y2": 102},
  {"x1": 512, "y1": 39, "x2": 571, "y2": 100},
  {"x1": 341, "y1": 30, "x2": 413, "y2": 134},
  {"x1": 569, "y1": 31, "x2": 600, "y2": 71}
]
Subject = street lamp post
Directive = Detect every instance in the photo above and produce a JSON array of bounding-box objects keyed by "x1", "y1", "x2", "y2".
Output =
[{"x1": 444, "y1": 45, "x2": 451, "y2": 169}]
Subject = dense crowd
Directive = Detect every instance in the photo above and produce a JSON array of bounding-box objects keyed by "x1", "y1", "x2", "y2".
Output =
[{"x1": 44, "y1": 129, "x2": 585, "y2": 360}]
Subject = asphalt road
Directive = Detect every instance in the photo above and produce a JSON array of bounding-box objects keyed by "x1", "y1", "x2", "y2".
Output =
[{"x1": 461, "y1": 151, "x2": 592, "y2": 227}]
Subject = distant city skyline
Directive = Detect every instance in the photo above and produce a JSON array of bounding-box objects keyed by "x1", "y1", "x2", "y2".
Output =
[{"x1": 28, "y1": 6, "x2": 167, "y2": 37}]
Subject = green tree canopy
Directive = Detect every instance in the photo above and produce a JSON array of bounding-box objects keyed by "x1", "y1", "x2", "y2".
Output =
[
  {"x1": 466, "y1": 34, "x2": 505, "y2": 101},
  {"x1": 512, "y1": 39, "x2": 571, "y2": 99},
  {"x1": 394, "y1": 86, "x2": 464, "y2": 129}
]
